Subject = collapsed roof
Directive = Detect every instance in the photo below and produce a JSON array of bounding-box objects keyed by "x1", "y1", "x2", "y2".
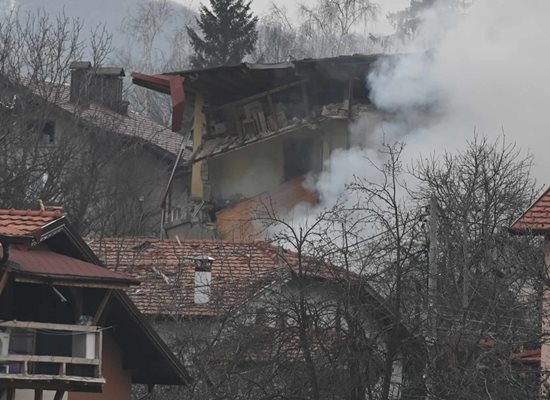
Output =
[{"x1": 134, "y1": 54, "x2": 383, "y2": 99}]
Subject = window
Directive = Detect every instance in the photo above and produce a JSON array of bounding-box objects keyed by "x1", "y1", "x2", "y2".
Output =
[
  {"x1": 255, "y1": 308, "x2": 286, "y2": 329},
  {"x1": 169, "y1": 207, "x2": 182, "y2": 223},
  {"x1": 42, "y1": 120, "x2": 56, "y2": 145}
]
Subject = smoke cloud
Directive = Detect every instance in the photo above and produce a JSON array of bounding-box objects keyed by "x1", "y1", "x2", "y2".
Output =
[{"x1": 314, "y1": 0, "x2": 550, "y2": 208}]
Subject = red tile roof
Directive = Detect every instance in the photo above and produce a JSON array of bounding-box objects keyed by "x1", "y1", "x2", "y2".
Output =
[
  {"x1": 6, "y1": 246, "x2": 139, "y2": 286},
  {"x1": 0, "y1": 209, "x2": 63, "y2": 238},
  {"x1": 510, "y1": 187, "x2": 550, "y2": 233},
  {"x1": 87, "y1": 238, "x2": 284, "y2": 317}
]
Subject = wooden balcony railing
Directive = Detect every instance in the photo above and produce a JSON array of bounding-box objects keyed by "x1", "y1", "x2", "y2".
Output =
[{"x1": 0, "y1": 320, "x2": 105, "y2": 386}]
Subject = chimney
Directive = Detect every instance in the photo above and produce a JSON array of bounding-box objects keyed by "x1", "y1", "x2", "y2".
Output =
[
  {"x1": 91, "y1": 67, "x2": 128, "y2": 114},
  {"x1": 69, "y1": 62, "x2": 129, "y2": 114},
  {"x1": 192, "y1": 255, "x2": 213, "y2": 304},
  {"x1": 69, "y1": 61, "x2": 92, "y2": 104}
]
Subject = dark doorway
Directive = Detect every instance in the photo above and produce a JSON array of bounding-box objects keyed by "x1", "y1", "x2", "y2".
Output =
[{"x1": 283, "y1": 137, "x2": 313, "y2": 180}]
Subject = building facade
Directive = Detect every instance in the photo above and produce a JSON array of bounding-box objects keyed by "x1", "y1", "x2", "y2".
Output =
[{"x1": 0, "y1": 209, "x2": 189, "y2": 399}]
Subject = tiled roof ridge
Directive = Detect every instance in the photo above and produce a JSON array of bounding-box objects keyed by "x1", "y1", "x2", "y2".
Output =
[
  {"x1": 0, "y1": 208, "x2": 63, "y2": 218},
  {"x1": 92, "y1": 237, "x2": 281, "y2": 247}
]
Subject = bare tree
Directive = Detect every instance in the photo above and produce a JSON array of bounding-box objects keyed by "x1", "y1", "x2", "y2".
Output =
[
  {"x1": 253, "y1": 0, "x2": 379, "y2": 63},
  {"x1": 412, "y1": 137, "x2": 543, "y2": 399},
  {"x1": 0, "y1": 8, "x2": 174, "y2": 237},
  {"x1": 118, "y1": 0, "x2": 196, "y2": 126},
  {"x1": 113, "y1": 137, "x2": 543, "y2": 400}
]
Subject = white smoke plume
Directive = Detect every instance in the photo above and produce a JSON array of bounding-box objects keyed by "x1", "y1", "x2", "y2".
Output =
[{"x1": 314, "y1": 0, "x2": 550, "y2": 208}]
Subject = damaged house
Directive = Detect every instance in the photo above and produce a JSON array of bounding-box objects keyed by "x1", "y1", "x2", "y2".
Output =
[{"x1": 132, "y1": 54, "x2": 391, "y2": 240}]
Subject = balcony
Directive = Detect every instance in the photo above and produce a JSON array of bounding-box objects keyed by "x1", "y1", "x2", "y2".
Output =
[{"x1": 0, "y1": 320, "x2": 105, "y2": 390}]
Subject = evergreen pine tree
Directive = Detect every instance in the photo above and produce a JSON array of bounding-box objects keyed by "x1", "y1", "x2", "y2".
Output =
[{"x1": 187, "y1": 0, "x2": 258, "y2": 68}]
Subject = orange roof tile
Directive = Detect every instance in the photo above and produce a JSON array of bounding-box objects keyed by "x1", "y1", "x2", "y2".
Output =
[
  {"x1": 0, "y1": 209, "x2": 63, "y2": 238},
  {"x1": 510, "y1": 188, "x2": 550, "y2": 233},
  {"x1": 87, "y1": 238, "x2": 377, "y2": 318},
  {"x1": 87, "y1": 238, "x2": 283, "y2": 317}
]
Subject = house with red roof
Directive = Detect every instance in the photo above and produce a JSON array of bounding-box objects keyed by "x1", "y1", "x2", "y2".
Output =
[
  {"x1": 89, "y1": 237, "x2": 423, "y2": 399},
  {"x1": 0, "y1": 210, "x2": 190, "y2": 400},
  {"x1": 510, "y1": 187, "x2": 550, "y2": 395}
]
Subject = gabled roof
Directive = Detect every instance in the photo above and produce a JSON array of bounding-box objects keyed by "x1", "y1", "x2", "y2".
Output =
[
  {"x1": 52, "y1": 84, "x2": 191, "y2": 159},
  {"x1": 0, "y1": 208, "x2": 191, "y2": 386},
  {"x1": 0, "y1": 209, "x2": 137, "y2": 287},
  {"x1": 510, "y1": 187, "x2": 550, "y2": 233},
  {"x1": 88, "y1": 238, "x2": 395, "y2": 324},
  {"x1": 5, "y1": 246, "x2": 139, "y2": 287},
  {"x1": 88, "y1": 238, "x2": 281, "y2": 317},
  {"x1": 2, "y1": 75, "x2": 192, "y2": 161},
  {"x1": 0, "y1": 209, "x2": 62, "y2": 239}
]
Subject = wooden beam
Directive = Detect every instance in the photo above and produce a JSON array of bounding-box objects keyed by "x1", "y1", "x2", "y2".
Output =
[
  {"x1": 92, "y1": 289, "x2": 112, "y2": 325},
  {"x1": 53, "y1": 390, "x2": 65, "y2": 400},
  {"x1": 34, "y1": 389, "x2": 43, "y2": 400},
  {"x1": 59, "y1": 362, "x2": 66, "y2": 377},
  {"x1": 191, "y1": 94, "x2": 205, "y2": 200},
  {"x1": 12, "y1": 275, "x2": 133, "y2": 289},
  {"x1": 213, "y1": 79, "x2": 307, "y2": 112},
  {"x1": 0, "y1": 354, "x2": 100, "y2": 365},
  {"x1": 0, "y1": 271, "x2": 10, "y2": 296},
  {"x1": 301, "y1": 81, "x2": 311, "y2": 119},
  {"x1": 231, "y1": 106, "x2": 243, "y2": 139},
  {"x1": 0, "y1": 374, "x2": 104, "y2": 384},
  {"x1": 95, "y1": 331, "x2": 103, "y2": 378},
  {"x1": 347, "y1": 78, "x2": 354, "y2": 120},
  {"x1": 267, "y1": 94, "x2": 278, "y2": 131},
  {"x1": 0, "y1": 320, "x2": 98, "y2": 333}
]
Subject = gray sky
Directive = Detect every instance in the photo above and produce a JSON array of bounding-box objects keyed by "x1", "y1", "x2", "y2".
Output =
[{"x1": 179, "y1": 0, "x2": 410, "y2": 35}]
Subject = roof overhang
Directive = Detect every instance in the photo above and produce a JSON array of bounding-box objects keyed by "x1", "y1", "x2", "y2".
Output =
[
  {"x1": 130, "y1": 72, "x2": 186, "y2": 132},
  {"x1": 109, "y1": 291, "x2": 192, "y2": 385},
  {"x1": 10, "y1": 270, "x2": 138, "y2": 289}
]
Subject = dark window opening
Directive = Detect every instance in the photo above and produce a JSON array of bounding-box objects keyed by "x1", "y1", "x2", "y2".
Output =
[
  {"x1": 284, "y1": 137, "x2": 313, "y2": 180},
  {"x1": 42, "y1": 120, "x2": 56, "y2": 144}
]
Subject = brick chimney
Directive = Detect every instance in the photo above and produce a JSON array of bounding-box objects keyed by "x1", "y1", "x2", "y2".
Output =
[{"x1": 69, "y1": 61, "x2": 129, "y2": 114}]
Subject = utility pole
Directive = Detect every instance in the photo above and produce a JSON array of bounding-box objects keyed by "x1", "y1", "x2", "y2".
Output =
[{"x1": 426, "y1": 196, "x2": 440, "y2": 399}]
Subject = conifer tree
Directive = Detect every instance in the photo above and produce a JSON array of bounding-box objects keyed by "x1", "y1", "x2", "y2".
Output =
[{"x1": 187, "y1": 0, "x2": 258, "y2": 68}]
